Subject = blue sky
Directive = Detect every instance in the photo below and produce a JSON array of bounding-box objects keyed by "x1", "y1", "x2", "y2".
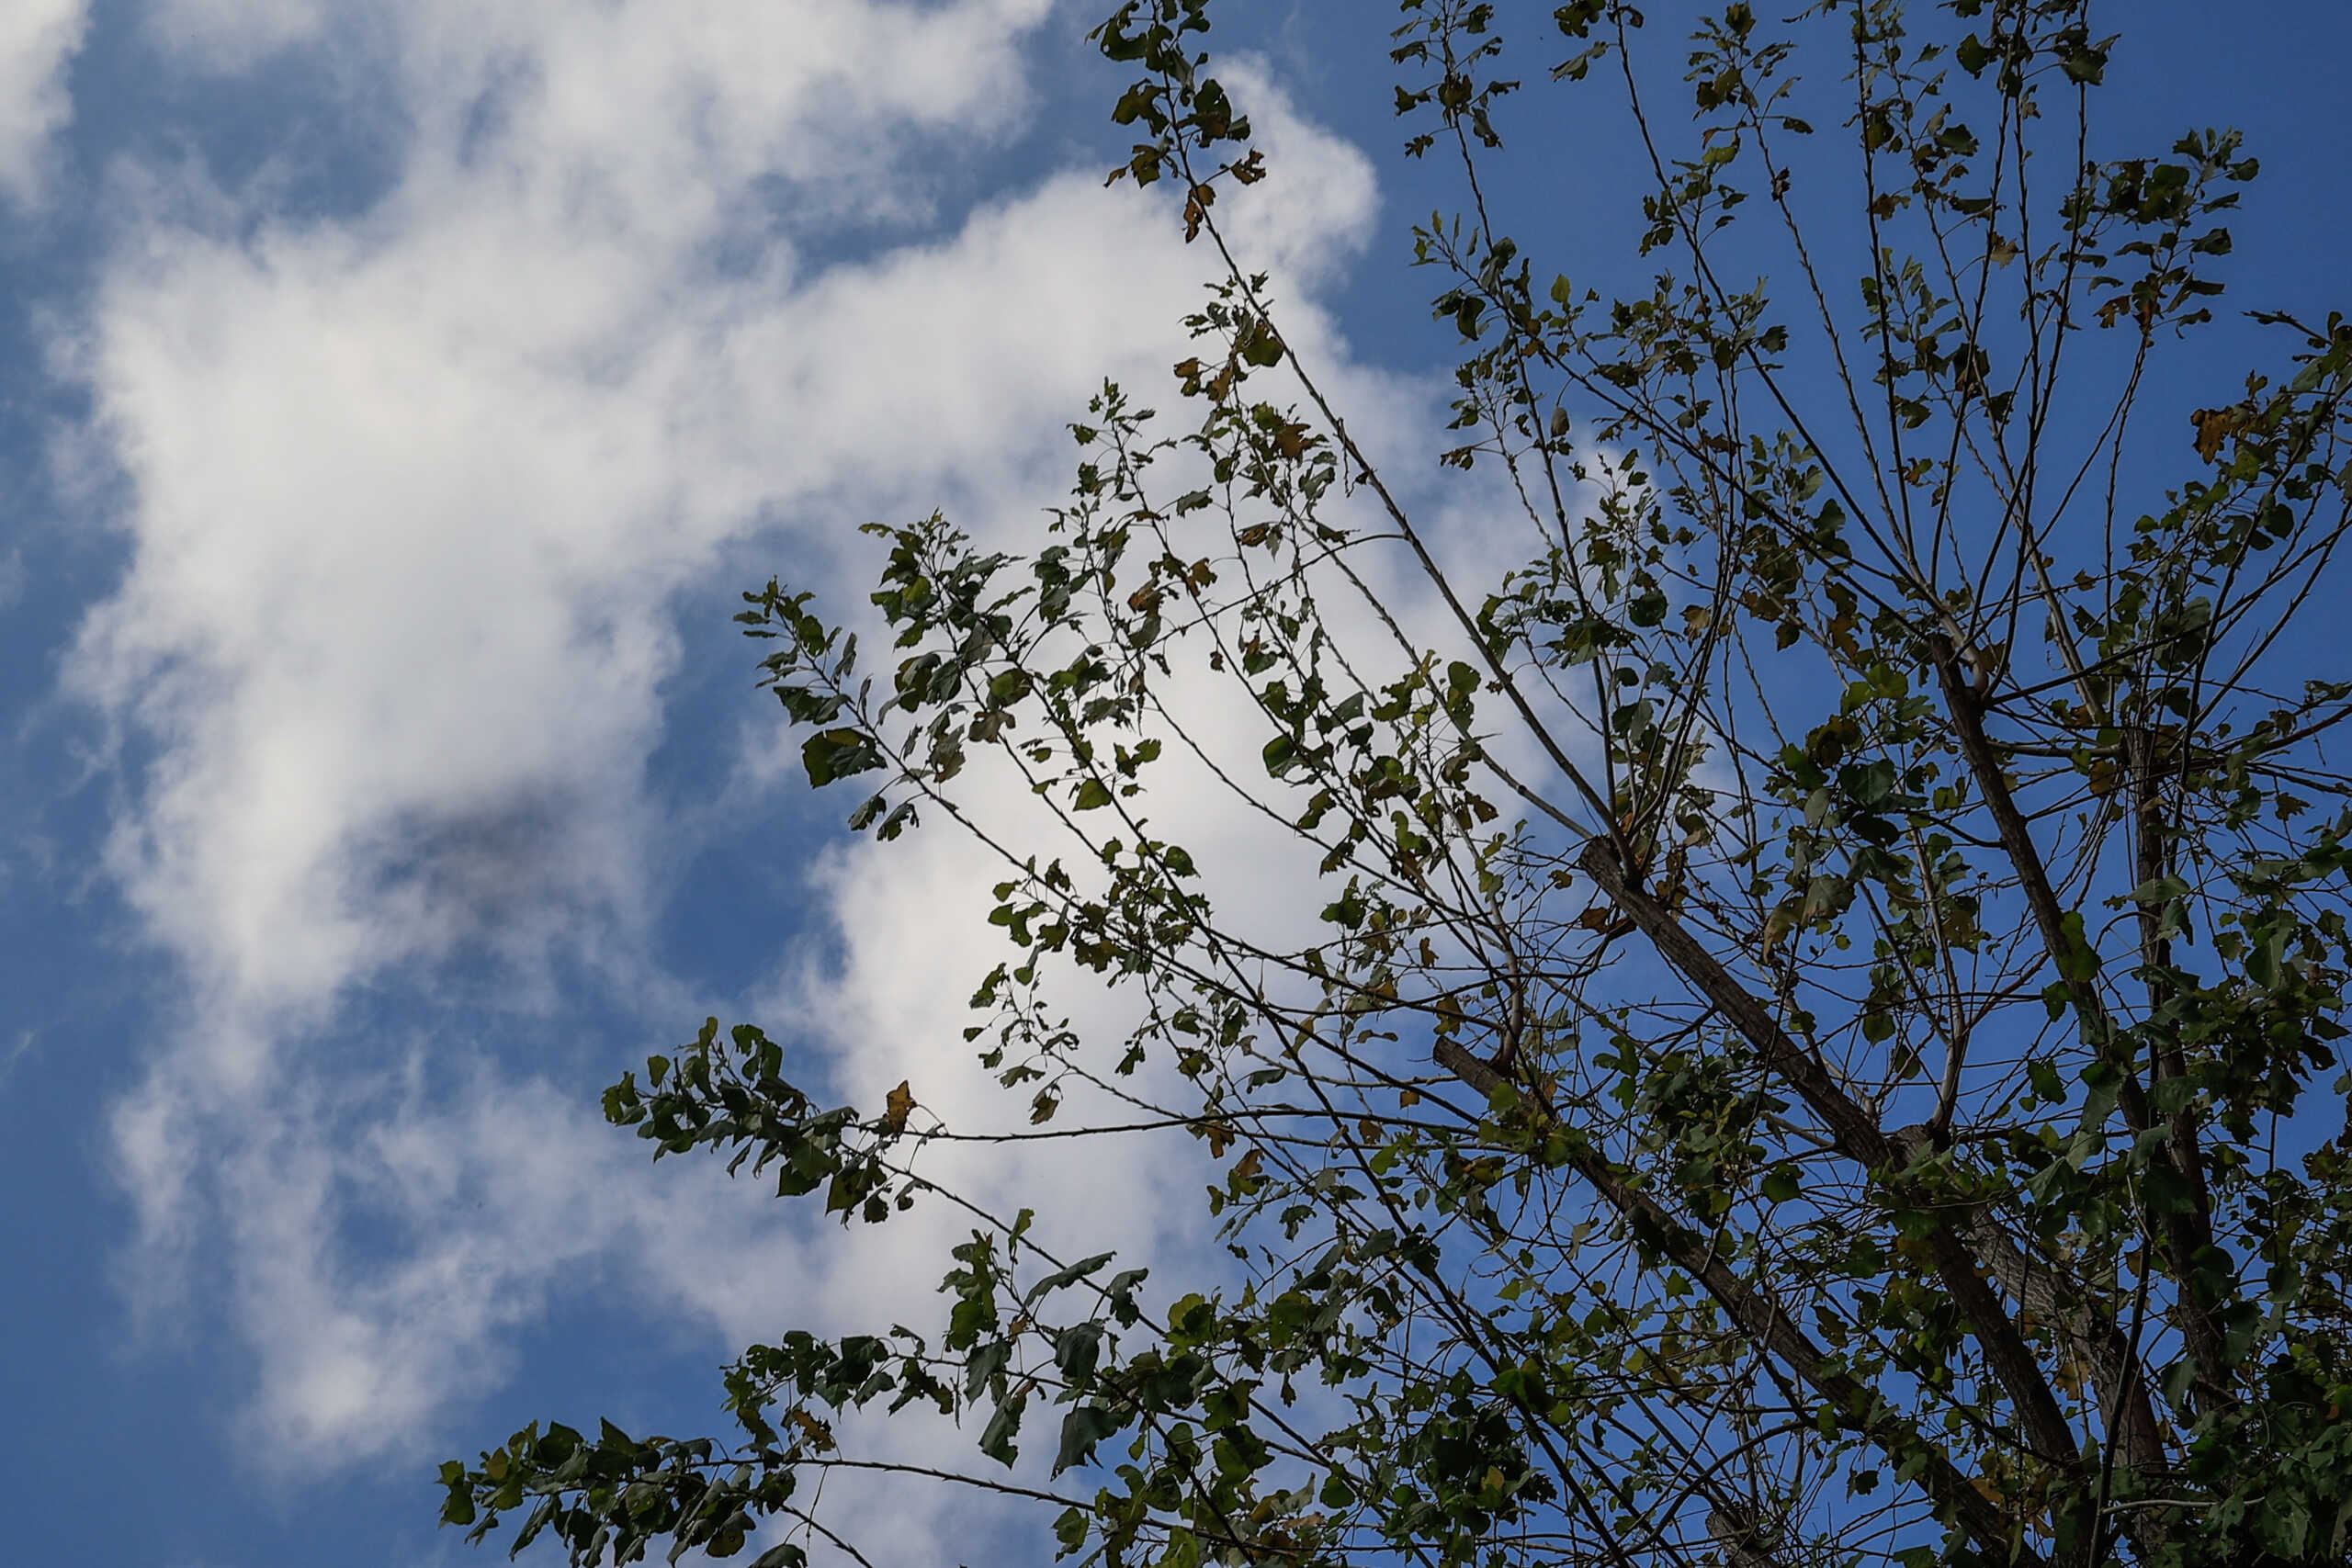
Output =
[{"x1": 0, "y1": 3, "x2": 2346, "y2": 1565}]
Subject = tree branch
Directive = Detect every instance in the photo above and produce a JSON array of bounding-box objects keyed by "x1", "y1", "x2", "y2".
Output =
[
  {"x1": 1576, "y1": 836, "x2": 2085, "y2": 1471},
  {"x1": 1434, "y1": 1038, "x2": 2047, "y2": 1567}
]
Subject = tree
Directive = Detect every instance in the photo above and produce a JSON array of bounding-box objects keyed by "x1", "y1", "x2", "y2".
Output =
[{"x1": 440, "y1": 3, "x2": 2352, "y2": 1565}]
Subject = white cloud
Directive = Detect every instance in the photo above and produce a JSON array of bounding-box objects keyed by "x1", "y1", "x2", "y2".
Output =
[
  {"x1": 0, "y1": 0, "x2": 87, "y2": 201},
  {"x1": 68, "y1": 0, "x2": 1392, "y2": 1490},
  {"x1": 225, "y1": 1067, "x2": 826, "y2": 1462}
]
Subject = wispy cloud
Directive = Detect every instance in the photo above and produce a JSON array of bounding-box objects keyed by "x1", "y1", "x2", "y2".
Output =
[
  {"x1": 0, "y1": 1028, "x2": 33, "y2": 1088},
  {"x1": 0, "y1": 0, "x2": 88, "y2": 202},
  {"x1": 64, "y1": 0, "x2": 1387, "y2": 1481}
]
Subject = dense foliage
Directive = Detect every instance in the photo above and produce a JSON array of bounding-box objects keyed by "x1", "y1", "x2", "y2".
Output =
[{"x1": 445, "y1": 3, "x2": 2352, "y2": 1564}]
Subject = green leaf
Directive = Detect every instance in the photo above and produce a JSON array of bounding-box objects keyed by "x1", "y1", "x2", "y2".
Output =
[
  {"x1": 965, "y1": 1338, "x2": 1012, "y2": 1399},
  {"x1": 1052, "y1": 1405, "x2": 1124, "y2": 1475},
  {"x1": 2055, "y1": 31, "x2": 2109, "y2": 85},
  {"x1": 978, "y1": 1396, "x2": 1024, "y2": 1467},
  {"x1": 1055, "y1": 1321, "x2": 1105, "y2": 1382},
  {"x1": 801, "y1": 727, "x2": 883, "y2": 787},
  {"x1": 1554, "y1": 0, "x2": 1606, "y2": 38},
  {"x1": 2055, "y1": 910, "x2": 2103, "y2": 984},
  {"x1": 1054, "y1": 1506, "x2": 1091, "y2": 1554},
  {"x1": 1026, "y1": 1252, "x2": 1117, "y2": 1303}
]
